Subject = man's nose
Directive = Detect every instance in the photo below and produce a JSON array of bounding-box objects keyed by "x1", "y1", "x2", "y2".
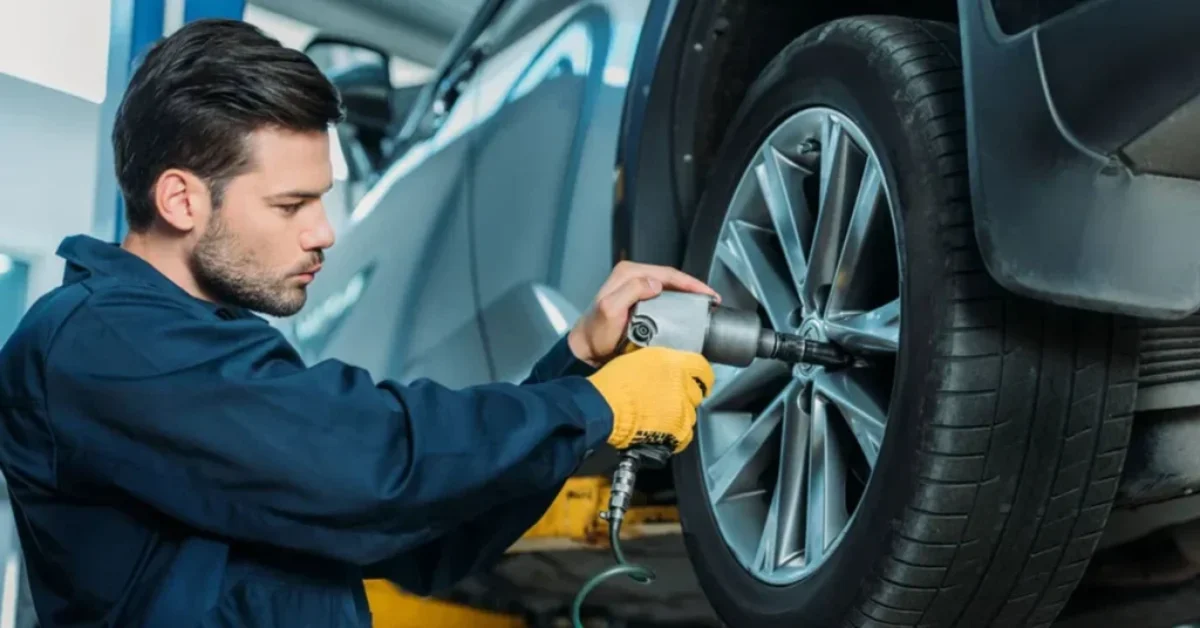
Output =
[{"x1": 301, "y1": 207, "x2": 336, "y2": 251}]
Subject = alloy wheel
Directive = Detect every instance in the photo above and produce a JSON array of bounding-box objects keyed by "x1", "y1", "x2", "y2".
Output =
[{"x1": 699, "y1": 106, "x2": 902, "y2": 585}]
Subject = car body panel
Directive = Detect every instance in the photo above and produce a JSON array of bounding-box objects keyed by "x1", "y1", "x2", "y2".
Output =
[
  {"x1": 960, "y1": 0, "x2": 1200, "y2": 319},
  {"x1": 290, "y1": 0, "x2": 659, "y2": 388},
  {"x1": 465, "y1": 0, "x2": 653, "y2": 383},
  {"x1": 285, "y1": 49, "x2": 491, "y2": 388}
]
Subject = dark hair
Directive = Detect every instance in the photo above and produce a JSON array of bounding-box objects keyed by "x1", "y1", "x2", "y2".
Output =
[{"x1": 113, "y1": 19, "x2": 344, "y2": 232}]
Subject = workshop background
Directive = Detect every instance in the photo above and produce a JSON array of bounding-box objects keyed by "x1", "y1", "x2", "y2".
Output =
[
  {"x1": 0, "y1": 1, "x2": 474, "y2": 625},
  {"x1": 10, "y1": 2, "x2": 1200, "y2": 628}
]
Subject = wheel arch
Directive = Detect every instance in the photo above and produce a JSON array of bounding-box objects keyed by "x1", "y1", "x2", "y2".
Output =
[{"x1": 612, "y1": 0, "x2": 959, "y2": 269}]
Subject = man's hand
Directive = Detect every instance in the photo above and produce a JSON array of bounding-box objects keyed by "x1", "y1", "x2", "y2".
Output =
[
  {"x1": 568, "y1": 261, "x2": 720, "y2": 367},
  {"x1": 586, "y1": 346, "x2": 715, "y2": 454}
]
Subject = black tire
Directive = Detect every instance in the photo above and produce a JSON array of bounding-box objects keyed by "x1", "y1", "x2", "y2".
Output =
[{"x1": 672, "y1": 16, "x2": 1139, "y2": 628}]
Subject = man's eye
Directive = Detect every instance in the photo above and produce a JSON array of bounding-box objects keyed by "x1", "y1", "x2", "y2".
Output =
[{"x1": 278, "y1": 202, "x2": 304, "y2": 213}]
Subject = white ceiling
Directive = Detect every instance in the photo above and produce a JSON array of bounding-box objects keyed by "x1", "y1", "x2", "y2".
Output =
[{"x1": 249, "y1": 0, "x2": 486, "y2": 67}]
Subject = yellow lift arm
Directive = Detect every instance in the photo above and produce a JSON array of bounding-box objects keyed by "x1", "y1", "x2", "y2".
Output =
[{"x1": 364, "y1": 476, "x2": 680, "y2": 627}]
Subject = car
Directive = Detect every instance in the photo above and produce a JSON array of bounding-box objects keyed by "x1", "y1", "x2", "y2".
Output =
[{"x1": 287, "y1": 0, "x2": 1200, "y2": 625}]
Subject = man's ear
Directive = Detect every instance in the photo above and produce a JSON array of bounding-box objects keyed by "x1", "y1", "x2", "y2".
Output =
[{"x1": 153, "y1": 168, "x2": 211, "y2": 232}]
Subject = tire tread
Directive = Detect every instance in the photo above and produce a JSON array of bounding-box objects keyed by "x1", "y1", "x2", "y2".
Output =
[{"x1": 826, "y1": 15, "x2": 1137, "y2": 628}]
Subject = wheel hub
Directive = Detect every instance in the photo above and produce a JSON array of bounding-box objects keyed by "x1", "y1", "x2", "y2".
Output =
[{"x1": 795, "y1": 319, "x2": 827, "y2": 378}]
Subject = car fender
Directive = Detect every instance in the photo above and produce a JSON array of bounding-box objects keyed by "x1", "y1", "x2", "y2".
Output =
[{"x1": 959, "y1": 0, "x2": 1200, "y2": 319}]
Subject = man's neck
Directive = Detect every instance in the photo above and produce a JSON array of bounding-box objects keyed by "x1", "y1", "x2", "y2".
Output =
[{"x1": 121, "y1": 232, "x2": 216, "y2": 303}]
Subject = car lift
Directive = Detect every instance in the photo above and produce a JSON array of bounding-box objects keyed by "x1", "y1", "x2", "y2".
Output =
[{"x1": 362, "y1": 476, "x2": 680, "y2": 627}]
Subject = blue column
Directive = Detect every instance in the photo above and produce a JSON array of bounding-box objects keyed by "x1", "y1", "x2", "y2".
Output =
[
  {"x1": 92, "y1": 0, "x2": 165, "y2": 242},
  {"x1": 94, "y1": 0, "x2": 247, "y2": 243},
  {"x1": 184, "y1": 0, "x2": 245, "y2": 23}
]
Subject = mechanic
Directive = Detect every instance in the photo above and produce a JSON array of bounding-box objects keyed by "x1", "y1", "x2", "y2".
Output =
[{"x1": 0, "y1": 19, "x2": 716, "y2": 627}]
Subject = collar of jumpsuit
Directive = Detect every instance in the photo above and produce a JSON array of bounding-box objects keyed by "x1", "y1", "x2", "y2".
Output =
[
  {"x1": 57, "y1": 233, "x2": 252, "y2": 321},
  {"x1": 0, "y1": 234, "x2": 611, "y2": 627}
]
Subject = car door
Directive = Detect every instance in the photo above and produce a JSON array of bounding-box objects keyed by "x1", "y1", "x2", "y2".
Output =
[
  {"x1": 465, "y1": 0, "x2": 653, "y2": 382},
  {"x1": 284, "y1": 13, "x2": 495, "y2": 389}
]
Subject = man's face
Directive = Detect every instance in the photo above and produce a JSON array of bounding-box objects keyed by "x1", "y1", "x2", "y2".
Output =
[{"x1": 189, "y1": 127, "x2": 335, "y2": 317}]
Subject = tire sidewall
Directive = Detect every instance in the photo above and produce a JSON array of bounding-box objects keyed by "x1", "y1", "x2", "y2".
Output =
[{"x1": 673, "y1": 26, "x2": 950, "y2": 626}]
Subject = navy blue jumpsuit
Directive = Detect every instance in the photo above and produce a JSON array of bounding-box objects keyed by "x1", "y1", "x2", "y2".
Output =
[{"x1": 0, "y1": 235, "x2": 614, "y2": 627}]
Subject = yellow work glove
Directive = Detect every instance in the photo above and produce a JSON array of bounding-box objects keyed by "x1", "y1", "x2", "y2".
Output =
[{"x1": 586, "y1": 346, "x2": 715, "y2": 454}]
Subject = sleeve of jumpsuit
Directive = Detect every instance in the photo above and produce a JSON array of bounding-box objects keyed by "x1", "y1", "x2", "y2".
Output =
[
  {"x1": 43, "y1": 290, "x2": 614, "y2": 573},
  {"x1": 359, "y1": 330, "x2": 601, "y2": 593}
]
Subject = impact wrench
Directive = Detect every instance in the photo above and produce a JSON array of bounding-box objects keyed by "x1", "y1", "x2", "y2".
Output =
[{"x1": 570, "y1": 291, "x2": 854, "y2": 625}]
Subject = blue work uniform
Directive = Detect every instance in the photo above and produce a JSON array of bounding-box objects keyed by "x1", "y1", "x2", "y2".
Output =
[{"x1": 0, "y1": 234, "x2": 614, "y2": 627}]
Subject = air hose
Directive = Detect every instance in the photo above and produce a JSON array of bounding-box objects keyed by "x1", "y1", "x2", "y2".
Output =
[
  {"x1": 570, "y1": 446, "x2": 669, "y2": 628},
  {"x1": 569, "y1": 520, "x2": 656, "y2": 627}
]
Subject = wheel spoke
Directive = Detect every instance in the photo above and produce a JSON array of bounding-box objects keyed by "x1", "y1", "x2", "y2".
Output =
[
  {"x1": 813, "y1": 369, "x2": 888, "y2": 468},
  {"x1": 755, "y1": 146, "x2": 815, "y2": 314},
  {"x1": 807, "y1": 116, "x2": 869, "y2": 316},
  {"x1": 826, "y1": 158, "x2": 885, "y2": 317},
  {"x1": 772, "y1": 385, "x2": 809, "y2": 570},
  {"x1": 754, "y1": 483, "x2": 781, "y2": 577},
  {"x1": 707, "y1": 358, "x2": 791, "y2": 411},
  {"x1": 716, "y1": 220, "x2": 802, "y2": 331},
  {"x1": 804, "y1": 117, "x2": 867, "y2": 317},
  {"x1": 699, "y1": 410, "x2": 753, "y2": 472},
  {"x1": 805, "y1": 393, "x2": 849, "y2": 562},
  {"x1": 706, "y1": 398, "x2": 782, "y2": 504},
  {"x1": 825, "y1": 298, "x2": 901, "y2": 354}
]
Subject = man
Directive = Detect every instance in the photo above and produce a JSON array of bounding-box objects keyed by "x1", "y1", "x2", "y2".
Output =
[{"x1": 0, "y1": 19, "x2": 716, "y2": 628}]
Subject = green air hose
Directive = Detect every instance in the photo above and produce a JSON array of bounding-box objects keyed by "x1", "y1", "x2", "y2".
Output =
[
  {"x1": 569, "y1": 445, "x2": 671, "y2": 626},
  {"x1": 570, "y1": 520, "x2": 656, "y2": 628}
]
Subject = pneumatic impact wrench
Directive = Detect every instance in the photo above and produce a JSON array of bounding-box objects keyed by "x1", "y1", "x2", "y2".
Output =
[
  {"x1": 570, "y1": 291, "x2": 853, "y2": 625},
  {"x1": 604, "y1": 290, "x2": 852, "y2": 525}
]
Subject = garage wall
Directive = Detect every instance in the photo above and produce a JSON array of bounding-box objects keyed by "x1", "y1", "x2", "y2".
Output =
[
  {"x1": 0, "y1": 0, "x2": 111, "y2": 105},
  {"x1": 0, "y1": 74, "x2": 102, "y2": 332},
  {"x1": 0, "y1": 0, "x2": 111, "y2": 336}
]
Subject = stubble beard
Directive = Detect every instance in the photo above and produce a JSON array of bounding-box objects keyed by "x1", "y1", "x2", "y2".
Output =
[{"x1": 189, "y1": 214, "x2": 308, "y2": 317}]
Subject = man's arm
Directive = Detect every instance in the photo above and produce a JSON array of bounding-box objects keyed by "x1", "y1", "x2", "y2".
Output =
[
  {"x1": 44, "y1": 291, "x2": 613, "y2": 567},
  {"x1": 522, "y1": 334, "x2": 599, "y2": 385},
  {"x1": 360, "y1": 334, "x2": 600, "y2": 593},
  {"x1": 360, "y1": 475, "x2": 566, "y2": 595},
  {"x1": 361, "y1": 262, "x2": 720, "y2": 592}
]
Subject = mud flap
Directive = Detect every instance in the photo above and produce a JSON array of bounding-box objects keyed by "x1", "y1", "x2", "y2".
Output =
[{"x1": 959, "y1": 0, "x2": 1200, "y2": 319}]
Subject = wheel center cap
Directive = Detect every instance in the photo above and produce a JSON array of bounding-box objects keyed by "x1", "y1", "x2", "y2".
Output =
[
  {"x1": 799, "y1": 318, "x2": 827, "y2": 339},
  {"x1": 795, "y1": 318, "x2": 826, "y2": 377}
]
